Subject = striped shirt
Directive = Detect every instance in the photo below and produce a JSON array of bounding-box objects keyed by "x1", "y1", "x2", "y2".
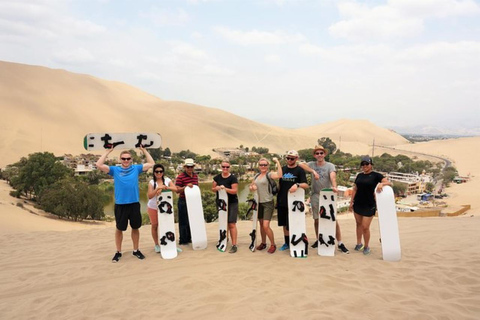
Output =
[{"x1": 175, "y1": 171, "x2": 199, "y2": 198}]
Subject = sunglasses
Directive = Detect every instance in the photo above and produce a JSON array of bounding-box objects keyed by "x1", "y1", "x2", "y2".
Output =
[
  {"x1": 286, "y1": 157, "x2": 296, "y2": 161},
  {"x1": 222, "y1": 166, "x2": 230, "y2": 169},
  {"x1": 259, "y1": 164, "x2": 268, "y2": 167},
  {"x1": 360, "y1": 162, "x2": 370, "y2": 166},
  {"x1": 315, "y1": 152, "x2": 325, "y2": 155},
  {"x1": 154, "y1": 170, "x2": 164, "y2": 173},
  {"x1": 121, "y1": 157, "x2": 131, "y2": 161}
]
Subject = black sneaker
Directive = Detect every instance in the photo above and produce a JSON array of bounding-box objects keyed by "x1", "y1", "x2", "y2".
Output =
[
  {"x1": 311, "y1": 240, "x2": 318, "y2": 248},
  {"x1": 338, "y1": 243, "x2": 350, "y2": 254},
  {"x1": 112, "y1": 251, "x2": 122, "y2": 263},
  {"x1": 132, "y1": 250, "x2": 145, "y2": 260}
]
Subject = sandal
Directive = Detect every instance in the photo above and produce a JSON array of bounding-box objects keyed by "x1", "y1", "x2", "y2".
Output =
[
  {"x1": 267, "y1": 245, "x2": 276, "y2": 254},
  {"x1": 256, "y1": 243, "x2": 267, "y2": 251}
]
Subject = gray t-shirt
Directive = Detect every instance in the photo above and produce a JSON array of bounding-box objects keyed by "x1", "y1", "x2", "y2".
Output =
[
  {"x1": 254, "y1": 173, "x2": 274, "y2": 203},
  {"x1": 306, "y1": 161, "x2": 336, "y2": 194}
]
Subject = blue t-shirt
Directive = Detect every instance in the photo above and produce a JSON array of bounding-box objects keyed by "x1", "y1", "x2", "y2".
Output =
[{"x1": 109, "y1": 164, "x2": 144, "y2": 204}]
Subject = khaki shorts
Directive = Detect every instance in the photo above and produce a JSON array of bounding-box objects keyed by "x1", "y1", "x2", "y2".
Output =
[{"x1": 258, "y1": 200, "x2": 274, "y2": 221}]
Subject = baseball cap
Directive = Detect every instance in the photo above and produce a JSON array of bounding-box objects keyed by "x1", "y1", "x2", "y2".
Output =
[
  {"x1": 360, "y1": 156, "x2": 373, "y2": 165},
  {"x1": 184, "y1": 158, "x2": 195, "y2": 166},
  {"x1": 286, "y1": 150, "x2": 299, "y2": 157}
]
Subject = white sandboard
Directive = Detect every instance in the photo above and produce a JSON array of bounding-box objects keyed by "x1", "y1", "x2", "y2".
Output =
[
  {"x1": 375, "y1": 185, "x2": 401, "y2": 261},
  {"x1": 318, "y1": 189, "x2": 337, "y2": 257},
  {"x1": 216, "y1": 189, "x2": 228, "y2": 252},
  {"x1": 157, "y1": 191, "x2": 178, "y2": 259},
  {"x1": 83, "y1": 132, "x2": 162, "y2": 150},
  {"x1": 247, "y1": 192, "x2": 259, "y2": 252},
  {"x1": 184, "y1": 185, "x2": 208, "y2": 250},
  {"x1": 288, "y1": 188, "x2": 308, "y2": 258}
]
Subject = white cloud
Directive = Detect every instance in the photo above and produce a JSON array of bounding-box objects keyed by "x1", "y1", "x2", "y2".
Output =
[
  {"x1": 140, "y1": 7, "x2": 190, "y2": 26},
  {"x1": 52, "y1": 47, "x2": 95, "y2": 64},
  {"x1": 265, "y1": 54, "x2": 282, "y2": 63},
  {"x1": 214, "y1": 26, "x2": 306, "y2": 45},
  {"x1": 329, "y1": 0, "x2": 480, "y2": 41}
]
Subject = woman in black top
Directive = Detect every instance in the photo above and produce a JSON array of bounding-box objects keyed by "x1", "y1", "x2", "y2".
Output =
[{"x1": 349, "y1": 156, "x2": 391, "y2": 255}]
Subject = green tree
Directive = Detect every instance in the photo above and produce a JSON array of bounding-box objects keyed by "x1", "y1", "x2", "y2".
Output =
[
  {"x1": 425, "y1": 182, "x2": 435, "y2": 193},
  {"x1": 392, "y1": 181, "x2": 407, "y2": 196},
  {"x1": 14, "y1": 152, "x2": 72, "y2": 199}
]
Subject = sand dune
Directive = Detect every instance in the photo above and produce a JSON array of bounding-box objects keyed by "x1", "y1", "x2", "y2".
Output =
[{"x1": 1, "y1": 61, "x2": 407, "y2": 167}]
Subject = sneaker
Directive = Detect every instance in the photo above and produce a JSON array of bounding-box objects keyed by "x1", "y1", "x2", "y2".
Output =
[
  {"x1": 229, "y1": 245, "x2": 238, "y2": 254},
  {"x1": 177, "y1": 247, "x2": 183, "y2": 253},
  {"x1": 363, "y1": 247, "x2": 371, "y2": 255},
  {"x1": 256, "y1": 243, "x2": 267, "y2": 251},
  {"x1": 311, "y1": 240, "x2": 318, "y2": 248},
  {"x1": 338, "y1": 243, "x2": 350, "y2": 254},
  {"x1": 279, "y1": 243, "x2": 289, "y2": 251},
  {"x1": 154, "y1": 245, "x2": 161, "y2": 253},
  {"x1": 267, "y1": 245, "x2": 276, "y2": 254},
  {"x1": 354, "y1": 244, "x2": 364, "y2": 251},
  {"x1": 112, "y1": 251, "x2": 122, "y2": 263},
  {"x1": 132, "y1": 250, "x2": 145, "y2": 260}
]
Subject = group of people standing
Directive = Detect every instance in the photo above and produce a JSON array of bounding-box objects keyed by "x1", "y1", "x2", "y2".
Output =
[{"x1": 96, "y1": 145, "x2": 390, "y2": 263}]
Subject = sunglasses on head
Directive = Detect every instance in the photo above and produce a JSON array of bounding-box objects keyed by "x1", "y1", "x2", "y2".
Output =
[
  {"x1": 315, "y1": 152, "x2": 325, "y2": 155},
  {"x1": 222, "y1": 166, "x2": 230, "y2": 169},
  {"x1": 154, "y1": 170, "x2": 164, "y2": 173},
  {"x1": 121, "y1": 157, "x2": 131, "y2": 161},
  {"x1": 286, "y1": 157, "x2": 296, "y2": 161}
]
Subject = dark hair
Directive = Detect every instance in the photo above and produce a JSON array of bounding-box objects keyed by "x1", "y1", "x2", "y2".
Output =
[{"x1": 153, "y1": 163, "x2": 165, "y2": 189}]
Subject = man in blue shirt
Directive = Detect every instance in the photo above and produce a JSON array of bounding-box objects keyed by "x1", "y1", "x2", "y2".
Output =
[{"x1": 96, "y1": 146, "x2": 154, "y2": 263}]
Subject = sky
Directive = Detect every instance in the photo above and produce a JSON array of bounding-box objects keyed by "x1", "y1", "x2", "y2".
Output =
[{"x1": 1, "y1": 0, "x2": 479, "y2": 132}]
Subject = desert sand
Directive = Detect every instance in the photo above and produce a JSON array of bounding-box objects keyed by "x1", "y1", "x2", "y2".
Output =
[{"x1": 1, "y1": 137, "x2": 480, "y2": 319}]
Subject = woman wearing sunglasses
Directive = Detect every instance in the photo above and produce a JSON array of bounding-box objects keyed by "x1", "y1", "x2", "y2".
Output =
[
  {"x1": 349, "y1": 156, "x2": 391, "y2": 255},
  {"x1": 147, "y1": 163, "x2": 177, "y2": 253},
  {"x1": 249, "y1": 157, "x2": 282, "y2": 254},
  {"x1": 212, "y1": 160, "x2": 239, "y2": 253}
]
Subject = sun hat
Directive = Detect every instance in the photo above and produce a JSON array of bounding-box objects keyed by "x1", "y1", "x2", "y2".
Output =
[
  {"x1": 184, "y1": 158, "x2": 195, "y2": 166},
  {"x1": 313, "y1": 145, "x2": 328, "y2": 155}
]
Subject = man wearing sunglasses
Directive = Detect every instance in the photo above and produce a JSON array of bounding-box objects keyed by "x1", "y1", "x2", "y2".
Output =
[
  {"x1": 96, "y1": 146, "x2": 155, "y2": 263},
  {"x1": 299, "y1": 146, "x2": 350, "y2": 254},
  {"x1": 277, "y1": 150, "x2": 309, "y2": 251}
]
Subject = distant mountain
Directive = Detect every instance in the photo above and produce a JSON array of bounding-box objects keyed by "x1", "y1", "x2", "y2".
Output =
[
  {"x1": 0, "y1": 60, "x2": 409, "y2": 167},
  {"x1": 389, "y1": 125, "x2": 480, "y2": 136}
]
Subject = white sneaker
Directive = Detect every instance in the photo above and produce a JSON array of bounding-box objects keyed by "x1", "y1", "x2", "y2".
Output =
[{"x1": 154, "y1": 245, "x2": 161, "y2": 253}]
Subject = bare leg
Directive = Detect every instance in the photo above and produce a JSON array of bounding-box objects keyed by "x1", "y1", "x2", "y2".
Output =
[
  {"x1": 263, "y1": 220, "x2": 275, "y2": 246},
  {"x1": 115, "y1": 229, "x2": 123, "y2": 252},
  {"x1": 151, "y1": 224, "x2": 159, "y2": 246},
  {"x1": 354, "y1": 213, "x2": 363, "y2": 245},
  {"x1": 228, "y1": 223, "x2": 237, "y2": 246},
  {"x1": 314, "y1": 218, "x2": 319, "y2": 240},
  {"x1": 131, "y1": 228, "x2": 140, "y2": 250},
  {"x1": 362, "y1": 216, "x2": 374, "y2": 248},
  {"x1": 336, "y1": 221, "x2": 342, "y2": 242},
  {"x1": 259, "y1": 219, "x2": 266, "y2": 244}
]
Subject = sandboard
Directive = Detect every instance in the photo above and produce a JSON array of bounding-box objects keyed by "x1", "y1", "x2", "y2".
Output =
[
  {"x1": 318, "y1": 189, "x2": 337, "y2": 257},
  {"x1": 288, "y1": 188, "x2": 308, "y2": 258},
  {"x1": 83, "y1": 132, "x2": 162, "y2": 150},
  {"x1": 375, "y1": 185, "x2": 401, "y2": 261},
  {"x1": 184, "y1": 185, "x2": 208, "y2": 250},
  {"x1": 216, "y1": 189, "x2": 228, "y2": 252},
  {"x1": 247, "y1": 192, "x2": 259, "y2": 252},
  {"x1": 157, "y1": 190, "x2": 178, "y2": 259}
]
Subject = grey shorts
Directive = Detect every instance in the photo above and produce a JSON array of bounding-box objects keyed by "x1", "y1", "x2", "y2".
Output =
[
  {"x1": 258, "y1": 200, "x2": 274, "y2": 221},
  {"x1": 311, "y1": 193, "x2": 320, "y2": 219}
]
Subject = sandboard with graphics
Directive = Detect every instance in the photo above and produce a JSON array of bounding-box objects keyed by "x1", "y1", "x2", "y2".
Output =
[
  {"x1": 288, "y1": 188, "x2": 308, "y2": 258},
  {"x1": 157, "y1": 190, "x2": 177, "y2": 259},
  {"x1": 216, "y1": 189, "x2": 228, "y2": 252},
  {"x1": 375, "y1": 185, "x2": 401, "y2": 261},
  {"x1": 184, "y1": 185, "x2": 208, "y2": 250},
  {"x1": 83, "y1": 132, "x2": 162, "y2": 150},
  {"x1": 247, "y1": 192, "x2": 259, "y2": 252},
  {"x1": 318, "y1": 189, "x2": 337, "y2": 257}
]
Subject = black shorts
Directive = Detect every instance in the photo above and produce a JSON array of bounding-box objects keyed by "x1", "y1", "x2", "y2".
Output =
[
  {"x1": 353, "y1": 204, "x2": 377, "y2": 217},
  {"x1": 277, "y1": 206, "x2": 289, "y2": 229},
  {"x1": 114, "y1": 202, "x2": 142, "y2": 231},
  {"x1": 228, "y1": 202, "x2": 238, "y2": 224}
]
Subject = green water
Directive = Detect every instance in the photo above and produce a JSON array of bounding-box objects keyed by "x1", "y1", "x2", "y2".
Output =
[{"x1": 104, "y1": 181, "x2": 251, "y2": 216}]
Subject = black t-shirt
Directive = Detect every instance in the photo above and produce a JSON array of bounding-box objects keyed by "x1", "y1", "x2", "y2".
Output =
[
  {"x1": 277, "y1": 165, "x2": 307, "y2": 207},
  {"x1": 353, "y1": 171, "x2": 384, "y2": 208},
  {"x1": 213, "y1": 174, "x2": 239, "y2": 204}
]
